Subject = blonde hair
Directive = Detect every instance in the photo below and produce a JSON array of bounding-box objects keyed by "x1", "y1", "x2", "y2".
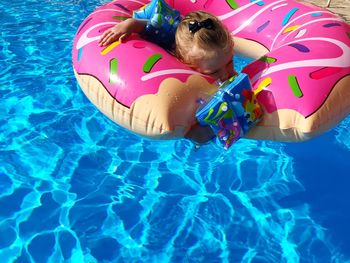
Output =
[{"x1": 175, "y1": 11, "x2": 233, "y2": 66}]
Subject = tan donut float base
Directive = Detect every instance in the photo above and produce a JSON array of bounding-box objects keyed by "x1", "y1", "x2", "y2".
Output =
[
  {"x1": 75, "y1": 62, "x2": 350, "y2": 142},
  {"x1": 74, "y1": 70, "x2": 218, "y2": 140}
]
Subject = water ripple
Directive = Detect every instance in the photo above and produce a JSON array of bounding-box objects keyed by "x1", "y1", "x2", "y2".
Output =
[{"x1": 0, "y1": 0, "x2": 349, "y2": 262}]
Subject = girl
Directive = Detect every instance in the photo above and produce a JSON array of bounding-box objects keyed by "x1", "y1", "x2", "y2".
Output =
[
  {"x1": 99, "y1": 7, "x2": 236, "y2": 83},
  {"x1": 99, "y1": 2, "x2": 237, "y2": 144}
]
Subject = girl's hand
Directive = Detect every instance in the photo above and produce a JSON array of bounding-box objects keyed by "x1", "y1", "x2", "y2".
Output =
[
  {"x1": 98, "y1": 18, "x2": 146, "y2": 46},
  {"x1": 99, "y1": 19, "x2": 133, "y2": 46}
]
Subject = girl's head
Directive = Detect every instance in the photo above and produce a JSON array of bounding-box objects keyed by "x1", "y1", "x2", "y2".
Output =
[{"x1": 175, "y1": 11, "x2": 236, "y2": 82}]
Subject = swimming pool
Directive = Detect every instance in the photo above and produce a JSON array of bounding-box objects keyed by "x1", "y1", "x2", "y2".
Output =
[{"x1": 1, "y1": 0, "x2": 350, "y2": 262}]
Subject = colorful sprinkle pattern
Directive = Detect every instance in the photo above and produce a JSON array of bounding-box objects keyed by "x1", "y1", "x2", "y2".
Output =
[
  {"x1": 143, "y1": 54, "x2": 162, "y2": 73},
  {"x1": 310, "y1": 67, "x2": 343, "y2": 80},
  {"x1": 101, "y1": 41, "x2": 121, "y2": 55},
  {"x1": 259, "y1": 56, "x2": 277, "y2": 63},
  {"x1": 288, "y1": 43, "x2": 310, "y2": 53},
  {"x1": 77, "y1": 48, "x2": 83, "y2": 62},
  {"x1": 109, "y1": 58, "x2": 118, "y2": 84},
  {"x1": 282, "y1": 8, "x2": 299, "y2": 26},
  {"x1": 257, "y1": 20, "x2": 270, "y2": 33},
  {"x1": 288, "y1": 75, "x2": 303, "y2": 98},
  {"x1": 226, "y1": 0, "x2": 239, "y2": 10}
]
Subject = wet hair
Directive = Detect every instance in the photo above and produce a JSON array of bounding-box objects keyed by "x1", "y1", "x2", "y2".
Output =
[{"x1": 175, "y1": 11, "x2": 233, "y2": 66}]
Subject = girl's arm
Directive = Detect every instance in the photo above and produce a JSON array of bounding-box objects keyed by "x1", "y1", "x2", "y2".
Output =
[
  {"x1": 99, "y1": 18, "x2": 147, "y2": 46},
  {"x1": 185, "y1": 123, "x2": 215, "y2": 144}
]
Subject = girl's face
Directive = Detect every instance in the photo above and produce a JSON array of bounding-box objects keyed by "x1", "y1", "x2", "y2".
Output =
[{"x1": 188, "y1": 46, "x2": 236, "y2": 82}]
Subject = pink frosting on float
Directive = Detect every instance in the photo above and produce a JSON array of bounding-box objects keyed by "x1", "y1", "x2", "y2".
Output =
[
  {"x1": 72, "y1": 0, "x2": 206, "y2": 107},
  {"x1": 72, "y1": 0, "x2": 350, "y2": 118},
  {"x1": 176, "y1": 0, "x2": 350, "y2": 117}
]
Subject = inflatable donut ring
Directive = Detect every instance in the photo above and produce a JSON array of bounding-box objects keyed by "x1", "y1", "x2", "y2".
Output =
[{"x1": 72, "y1": 0, "x2": 350, "y2": 142}]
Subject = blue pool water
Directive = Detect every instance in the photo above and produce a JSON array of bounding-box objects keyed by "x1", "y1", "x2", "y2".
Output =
[{"x1": 1, "y1": 0, "x2": 350, "y2": 262}]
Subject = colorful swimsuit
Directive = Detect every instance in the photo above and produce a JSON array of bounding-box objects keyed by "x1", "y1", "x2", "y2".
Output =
[{"x1": 133, "y1": 0, "x2": 181, "y2": 50}]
